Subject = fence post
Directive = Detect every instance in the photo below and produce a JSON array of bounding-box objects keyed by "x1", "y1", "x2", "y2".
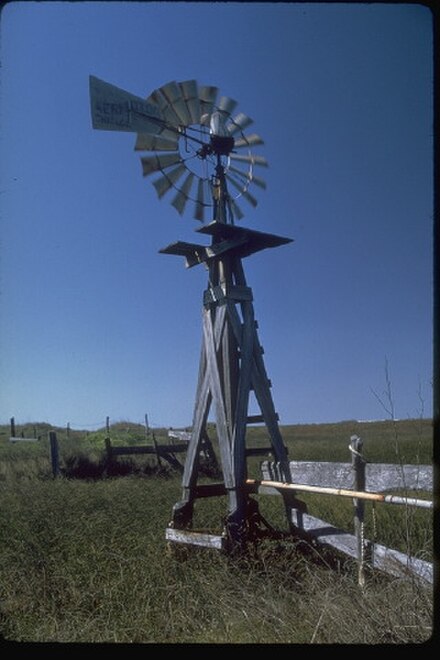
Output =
[
  {"x1": 105, "y1": 437, "x2": 113, "y2": 463},
  {"x1": 49, "y1": 431, "x2": 60, "y2": 478},
  {"x1": 152, "y1": 430, "x2": 162, "y2": 467},
  {"x1": 350, "y1": 435, "x2": 366, "y2": 586}
]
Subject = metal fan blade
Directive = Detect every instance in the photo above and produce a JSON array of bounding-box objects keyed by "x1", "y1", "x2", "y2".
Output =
[
  {"x1": 134, "y1": 133, "x2": 179, "y2": 151},
  {"x1": 149, "y1": 87, "x2": 182, "y2": 128},
  {"x1": 233, "y1": 133, "x2": 264, "y2": 149},
  {"x1": 160, "y1": 80, "x2": 192, "y2": 126},
  {"x1": 249, "y1": 173, "x2": 267, "y2": 190},
  {"x1": 198, "y1": 85, "x2": 218, "y2": 120},
  {"x1": 173, "y1": 100, "x2": 193, "y2": 126},
  {"x1": 89, "y1": 75, "x2": 164, "y2": 134},
  {"x1": 159, "y1": 81, "x2": 181, "y2": 104},
  {"x1": 228, "y1": 164, "x2": 267, "y2": 189},
  {"x1": 226, "y1": 174, "x2": 258, "y2": 207},
  {"x1": 229, "y1": 197, "x2": 244, "y2": 221},
  {"x1": 226, "y1": 112, "x2": 253, "y2": 136},
  {"x1": 171, "y1": 173, "x2": 195, "y2": 215},
  {"x1": 229, "y1": 153, "x2": 268, "y2": 167},
  {"x1": 152, "y1": 163, "x2": 187, "y2": 198},
  {"x1": 217, "y1": 95, "x2": 237, "y2": 116},
  {"x1": 141, "y1": 152, "x2": 181, "y2": 176},
  {"x1": 179, "y1": 80, "x2": 201, "y2": 124},
  {"x1": 194, "y1": 178, "x2": 209, "y2": 222}
]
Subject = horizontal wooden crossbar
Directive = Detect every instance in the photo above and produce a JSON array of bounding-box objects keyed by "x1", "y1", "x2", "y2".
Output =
[
  {"x1": 245, "y1": 447, "x2": 274, "y2": 456},
  {"x1": 108, "y1": 444, "x2": 187, "y2": 456}
]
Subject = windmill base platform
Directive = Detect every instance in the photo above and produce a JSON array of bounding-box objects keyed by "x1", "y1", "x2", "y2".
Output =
[{"x1": 165, "y1": 527, "x2": 227, "y2": 551}]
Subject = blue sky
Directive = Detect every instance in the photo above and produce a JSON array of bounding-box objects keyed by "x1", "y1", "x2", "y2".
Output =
[{"x1": 0, "y1": 2, "x2": 433, "y2": 430}]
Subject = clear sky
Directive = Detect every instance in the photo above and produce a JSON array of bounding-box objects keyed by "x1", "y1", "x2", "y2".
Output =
[{"x1": 0, "y1": 2, "x2": 433, "y2": 430}]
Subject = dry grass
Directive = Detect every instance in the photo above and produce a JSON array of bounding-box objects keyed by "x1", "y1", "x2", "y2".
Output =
[{"x1": 0, "y1": 419, "x2": 434, "y2": 644}]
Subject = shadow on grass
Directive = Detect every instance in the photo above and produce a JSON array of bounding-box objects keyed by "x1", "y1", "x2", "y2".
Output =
[
  {"x1": 61, "y1": 453, "x2": 221, "y2": 481},
  {"x1": 60, "y1": 453, "x2": 171, "y2": 480}
]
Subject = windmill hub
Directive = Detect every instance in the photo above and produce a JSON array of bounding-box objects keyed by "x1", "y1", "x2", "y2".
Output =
[
  {"x1": 196, "y1": 135, "x2": 235, "y2": 161},
  {"x1": 210, "y1": 134, "x2": 235, "y2": 156}
]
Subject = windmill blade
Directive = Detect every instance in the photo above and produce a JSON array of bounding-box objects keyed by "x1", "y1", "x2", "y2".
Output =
[
  {"x1": 198, "y1": 85, "x2": 218, "y2": 121},
  {"x1": 226, "y1": 174, "x2": 258, "y2": 207},
  {"x1": 228, "y1": 164, "x2": 267, "y2": 189},
  {"x1": 152, "y1": 163, "x2": 187, "y2": 198},
  {"x1": 194, "y1": 178, "x2": 210, "y2": 222},
  {"x1": 171, "y1": 173, "x2": 195, "y2": 215},
  {"x1": 141, "y1": 152, "x2": 182, "y2": 177},
  {"x1": 89, "y1": 75, "x2": 164, "y2": 134},
  {"x1": 233, "y1": 133, "x2": 264, "y2": 149},
  {"x1": 149, "y1": 87, "x2": 183, "y2": 128},
  {"x1": 200, "y1": 113, "x2": 211, "y2": 127},
  {"x1": 229, "y1": 153, "x2": 269, "y2": 167},
  {"x1": 229, "y1": 197, "x2": 244, "y2": 221},
  {"x1": 249, "y1": 173, "x2": 267, "y2": 190},
  {"x1": 135, "y1": 133, "x2": 179, "y2": 151},
  {"x1": 226, "y1": 112, "x2": 253, "y2": 136},
  {"x1": 217, "y1": 95, "x2": 237, "y2": 116},
  {"x1": 179, "y1": 80, "x2": 201, "y2": 125},
  {"x1": 160, "y1": 80, "x2": 192, "y2": 126}
]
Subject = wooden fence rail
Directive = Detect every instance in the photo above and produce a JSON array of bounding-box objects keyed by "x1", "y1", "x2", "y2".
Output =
[
  {"x1": 258, "y1": 435, "x2": 433, "y2": 585},
  {"x1": 105, "y1": 429, "x2": 219, "y2": 472},
  {"x1": 105, "y1": 437, "x2": 186, "y2": 471}
]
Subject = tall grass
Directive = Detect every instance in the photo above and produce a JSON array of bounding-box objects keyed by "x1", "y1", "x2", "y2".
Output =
[
  {"x1": 0, "y1": 419, "x2": 433, "y2": 643},
  {"x1": 0, "y1": 476, "x2": 432, "y2": 643}
]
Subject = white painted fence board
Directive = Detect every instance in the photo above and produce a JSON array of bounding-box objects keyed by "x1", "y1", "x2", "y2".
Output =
[
  {"x1": 290, "y1": 510, "x2": 433, "y2": 584},
  {"x1": 9, "y1": 437, "x2": 38, "y2": 443},
  {"x1": 365, "y1": 463, "x2": 432, "y2": 492},
  {"x1": 168, "y1": 430, "x2": 192, "y2": 442},
  {"x1": 261, "y1": 461, "x2": 432, "y2": 492},
  {"x1": 165, "y1": 527, "x2": 226, "y2": 550}
]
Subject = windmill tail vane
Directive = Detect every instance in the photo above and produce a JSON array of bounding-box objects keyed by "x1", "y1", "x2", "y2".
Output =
[{"x1": 89, "y1": 75, "x2": 268, "y2": 224}]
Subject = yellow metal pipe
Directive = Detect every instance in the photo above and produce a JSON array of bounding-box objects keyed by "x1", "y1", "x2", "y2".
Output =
[
  {"x1": 246, "y1": 479, "x2": 432, "y2": 508},
  {"x1": 247, "y1": 478, "x2": 385, "y2": 501}
]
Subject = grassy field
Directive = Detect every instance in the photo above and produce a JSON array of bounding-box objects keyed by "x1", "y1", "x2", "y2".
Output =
[{"x1": 0, "y1": 418, "x2": 434, "y2": 644}]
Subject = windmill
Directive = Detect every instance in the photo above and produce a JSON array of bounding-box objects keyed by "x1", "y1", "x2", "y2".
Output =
[{"x1": 90, "y1": 76, "x2": 294, "y2": 552}]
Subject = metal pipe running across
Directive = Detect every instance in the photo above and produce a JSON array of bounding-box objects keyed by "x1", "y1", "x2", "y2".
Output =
[{"x1": 246, "y1": 479, "x2": 433, "y2": 509}]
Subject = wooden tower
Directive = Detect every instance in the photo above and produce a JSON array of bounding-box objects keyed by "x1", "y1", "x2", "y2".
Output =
[{"x1": 161, "y1": 161, "x2": 293, "y2": 552}]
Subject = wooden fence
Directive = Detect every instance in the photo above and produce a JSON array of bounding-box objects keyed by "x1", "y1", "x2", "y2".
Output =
[
  {"x1": 105, "y1": 429, "x2": 218, "y2": 472},
  {"x1": 9, "y1": 418, "x2": 60, "y2": 478},
  {"x1": 255, "y1": 435, "x2": 432, "y2": 585}
]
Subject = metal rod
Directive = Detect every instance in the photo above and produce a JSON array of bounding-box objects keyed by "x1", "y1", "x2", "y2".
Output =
[
  {"x1": 246, "y1": 479, "x2": 432, "y2": 508},
  {"x1": 383, "y1": 495, "x2": 432, "y2": 509}
]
